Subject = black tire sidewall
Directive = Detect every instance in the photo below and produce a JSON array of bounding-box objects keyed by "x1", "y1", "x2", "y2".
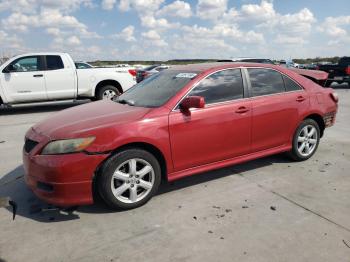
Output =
[
  {"x1": 97, "y1": 85, "x2": 120, "y2": 100},
  {"x1": 98, "y1": 149, "x2": 161, "y2": 210},
  {"x1": 291, "y1": 119, "x2": 320, "y2": 161}
]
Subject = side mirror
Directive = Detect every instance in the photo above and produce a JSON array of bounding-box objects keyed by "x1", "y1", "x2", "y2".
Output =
[{"x1": 180, "y1": 96, "x2": 205, "y2": 111}]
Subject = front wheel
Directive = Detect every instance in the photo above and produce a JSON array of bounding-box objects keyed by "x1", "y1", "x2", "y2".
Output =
[
  {"x1": 288, "y1": 119, "x2": 320, "y2": 161},
  {"x1": 98, "y1": 149, "x2": 161, "y2": 210}
]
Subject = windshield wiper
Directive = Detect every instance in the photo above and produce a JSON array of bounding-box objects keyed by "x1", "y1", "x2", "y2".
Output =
[{"x1": 116, "y1": 99, "x2": 135, "y2": 106}]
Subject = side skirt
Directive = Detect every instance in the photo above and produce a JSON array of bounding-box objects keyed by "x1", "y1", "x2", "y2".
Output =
[{"x1": 167, "y1": 144, "x2": 291, "y2": 182}]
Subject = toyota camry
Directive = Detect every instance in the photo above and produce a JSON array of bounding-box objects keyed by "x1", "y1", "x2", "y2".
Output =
[{"x1": 23, "y1": 63, "x2": 338, "y2": 210}]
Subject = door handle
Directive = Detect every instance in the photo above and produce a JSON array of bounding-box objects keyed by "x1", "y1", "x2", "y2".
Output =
[
  {"x1": 235, "y1": 106, "x2": 249, "y2": 114},
  {"x1": 33, "y1": 74, "x2": 43, "y2": 77},
  {"x1": 296, "y1": 96, "x2": 306, "y2": 102}
]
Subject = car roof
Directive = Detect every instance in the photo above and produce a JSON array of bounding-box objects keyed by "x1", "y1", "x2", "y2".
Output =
[{"x1": 168, "y1": 62, "x2": 279, "y2": 73}]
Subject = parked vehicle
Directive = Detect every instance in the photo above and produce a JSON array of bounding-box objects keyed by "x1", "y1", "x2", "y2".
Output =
[
  {"x1": 136, "y1": 64, "x2": 169, "y2": 83},
  {"x1": 217, "y1": 58, "x2": 274, "y2": 64},
  {"x1": 0, "y1": 53, "x2": 136, "y2": 106},
  {"x1": 23, "y1": 63, "x2": 338, "y2": 210},
  {"x1": 316, "y1": 57, "x2": 350, "y2": 86}
]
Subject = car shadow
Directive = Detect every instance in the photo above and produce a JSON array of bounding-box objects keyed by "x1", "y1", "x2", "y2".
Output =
[
  {"x1": 0, "y1": 154, "x2": 291, "y2": 223},
  {"x1": 0, "y1": 100, "x2": 90, "y2": 115}
]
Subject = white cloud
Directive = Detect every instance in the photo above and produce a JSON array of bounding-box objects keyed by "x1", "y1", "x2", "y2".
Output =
[
  {"x1": 274, "y1": 34, "x2": 306, "y2": 45},
  {"x1": 142, "y1": 30, "x2": 168, "y2": 47},
  {"x1": 157, "y1": 1, "x2": 192, "y2": 18},
  {"x1": 67, "y1": 35, "x2": 81, "y2": 45},
  {"x1": 118, "y1": 0, "x2": 164, "y2": 14},
  {"x1": 0, "y1": 0, "x2": 94, "y2": 14},
  {"x1": 112, "y1": 25, "x2": 136, "y2": 42},
  {"x1": 0, "y1": 30, "x2": 23, "y2": 49},
  {"x1": 2, "y1": 9, "x2": 100, "y2": 38},
  {"x1": 319, "y1": 16, "x2": 350, "y2": 37},
  {"x1": 196, "y1": 0, "x2": 228, "y2": 20},
  {"x1": 240, "y1": 0, "x2": 275, "y2": 21},
  {"x1": 182, "y1": 24, "x2": 264, "y2": 44},
  {"x1": 101, "y1": 0, "x2": 116, "y2": 10},
  {"x1": 140, "y1": 15, "x2": 179, "y2": 29}
]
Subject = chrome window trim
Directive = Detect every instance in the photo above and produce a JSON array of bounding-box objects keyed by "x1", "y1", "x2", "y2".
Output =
[{"x1": 172, "y1": 67, "x2": 246, "y2": 111}]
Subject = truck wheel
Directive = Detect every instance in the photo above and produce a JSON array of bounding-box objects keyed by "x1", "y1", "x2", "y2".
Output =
[
  {"x1": 288, "y1": 119, "x2": 320, "y2": 161},
  {"x1": 97, "y1": 85, "x2": 120, "y2": 100},
  {"x1": 98, "y1": 148, "x2": 161, "y2": 210}
]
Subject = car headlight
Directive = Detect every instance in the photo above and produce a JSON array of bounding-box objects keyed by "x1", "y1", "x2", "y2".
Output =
[{"x1": 41, "y1": 137, "x2": 95, "y2": 155}]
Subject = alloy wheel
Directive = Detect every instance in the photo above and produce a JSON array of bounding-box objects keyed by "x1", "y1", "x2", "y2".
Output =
[
  {"x1": 110, "y1": 158, "x2": 155, "y2": 204},
  {"x1": 297, "y1": 125, "x2": 318, "y2": 157}
]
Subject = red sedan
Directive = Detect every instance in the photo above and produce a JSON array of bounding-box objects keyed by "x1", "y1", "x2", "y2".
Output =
[{"x1": 23, "y1": 63, "x2": 338, "y2": 209}]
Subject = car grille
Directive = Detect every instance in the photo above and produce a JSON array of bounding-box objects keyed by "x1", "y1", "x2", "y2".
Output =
[{"x1": 24, "y1": 138, "x2": 39, "y2": 153}]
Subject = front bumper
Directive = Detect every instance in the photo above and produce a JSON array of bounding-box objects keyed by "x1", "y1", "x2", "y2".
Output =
[
  {"x1": 23, "y1": 130, "x2": 109, "y2": 207},
  {"x1": 24, "y1": 152, "x2": 108, "y2": 207}
]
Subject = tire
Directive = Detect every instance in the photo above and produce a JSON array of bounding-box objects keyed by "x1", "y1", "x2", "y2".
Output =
[
  {"x1": 288, "y1": 119, "x2": 320, "y2": 161},
  {"x1": 98, "y1": 148, "x2": 161, "y2": 210},
  {"x1": 96, "y1": 85, "x2": 121, "y2": 100}
]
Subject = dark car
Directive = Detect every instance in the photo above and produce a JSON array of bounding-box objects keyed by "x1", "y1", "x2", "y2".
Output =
[
  {"x1": 317, "y1": 57, "x2": 350, "y2": 86},
  {"x1": 136, "y1": 64, "x2": 169, "y2": 83}
]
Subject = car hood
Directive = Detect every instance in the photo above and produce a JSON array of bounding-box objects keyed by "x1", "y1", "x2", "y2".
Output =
[{"x1": 32, "y1": 100, "x2": 151, "y2": 139}]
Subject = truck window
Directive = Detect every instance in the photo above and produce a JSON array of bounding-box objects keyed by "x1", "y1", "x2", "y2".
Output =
[
  {"x1": 9, "y1": 56, "x2": 40, "y2": 72},
  {"x1": 46, "y1": 55, "x2": 64, "y2": 70}
]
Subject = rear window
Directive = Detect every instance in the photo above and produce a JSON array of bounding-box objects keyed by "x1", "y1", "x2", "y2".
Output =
[
  {"x1": 46, "y1": 55, "x2": 64, "y2": 70},
  {"x1": 248, "y1": 68, "x2": 285, "y2": 97},
  {"x1": 283, "y1": 75, "x2": 301, "y2": 91}
]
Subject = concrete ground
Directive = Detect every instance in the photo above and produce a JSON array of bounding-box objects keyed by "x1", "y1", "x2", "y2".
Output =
[{"x1": 0, "y1": 85, "x2": 349, "y2": 262}]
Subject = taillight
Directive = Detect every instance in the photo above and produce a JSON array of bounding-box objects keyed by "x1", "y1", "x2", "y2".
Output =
[
  {"x1": 330, "y1": 92, "x2": 339, "y2": 103},
  {"x1": 345, "y1": 66, "x2": 350, "y2": 75},
  {"x1": 128, "y1": 69, "x2": 136, "y2": 77}
]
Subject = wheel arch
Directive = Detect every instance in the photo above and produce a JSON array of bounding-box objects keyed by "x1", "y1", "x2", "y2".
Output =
[
  {"x1": 92, "y1": 142, "x2": 168, "y2": 201},
  {"x1": 95, "y1": 80, "x2": 123, "y2": 97},
  {"x1": 303, "y1": 113, "x2": 325, "y2": 137}
]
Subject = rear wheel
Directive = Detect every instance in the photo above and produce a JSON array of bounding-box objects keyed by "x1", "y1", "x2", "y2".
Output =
[
  {"x1": 97, "y1": 85, "x2": 120, "y2": 100},
  {"x1": 98, "y1": 149, "x2": 161, "y2": 210},
  {"x1": 289, "y1": 119, "x2": 320, "y2": 161}
]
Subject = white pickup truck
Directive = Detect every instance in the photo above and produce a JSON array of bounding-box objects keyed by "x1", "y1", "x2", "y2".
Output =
[{"x1": 0, "y1": 52, "x2": 136, "y2": 106}]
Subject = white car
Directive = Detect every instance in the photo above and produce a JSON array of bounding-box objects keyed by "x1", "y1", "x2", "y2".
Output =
[{"x1": 0, "y1": 52, "x2": 136, "y2": 106}]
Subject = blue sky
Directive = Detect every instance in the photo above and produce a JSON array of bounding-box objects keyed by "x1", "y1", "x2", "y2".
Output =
[{"x1": 0, "y1": 0, "x2": 350, "y2": 61}]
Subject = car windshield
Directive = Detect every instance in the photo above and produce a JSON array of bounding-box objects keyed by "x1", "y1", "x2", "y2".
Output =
[{"x1": 117, "y1": 70, "x2": 198, "y2": 108}]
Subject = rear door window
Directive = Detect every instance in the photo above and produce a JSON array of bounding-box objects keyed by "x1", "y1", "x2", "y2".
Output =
[
  {"x1": 188, "y1": 69, "x2": 244, "y2": 104},
  {"x1": 283, "y1": 75, "x2": 301, "y2": 91},
  {"x1": 248, "y1": 68, "x2": 285, "y2": 97},
  {"x1": 46, "y1": 55, "x2": 64, "y2": 70}
]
